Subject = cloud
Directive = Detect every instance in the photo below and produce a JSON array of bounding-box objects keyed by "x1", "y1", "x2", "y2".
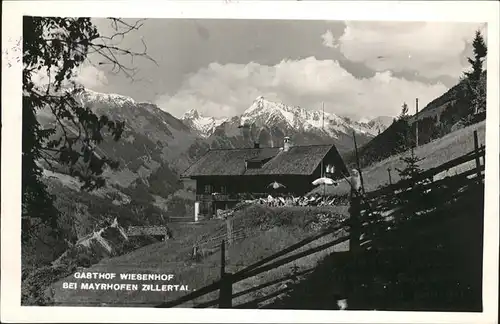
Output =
[
  {"x1": 155, "y1": 57, "x2": 448, "y2": 121},
  {"x1": 321, "y1": 29, "x2": 339, "y2": 49},
  {"x1": 31, "y1": 63, "x2": 108, "y2": 90},
  {"x1": 334, "y1": 21, "x2": 486, "y2": 79},
  {"x1": 73, "y1": 64, "x2": 108, "y2": 89}
]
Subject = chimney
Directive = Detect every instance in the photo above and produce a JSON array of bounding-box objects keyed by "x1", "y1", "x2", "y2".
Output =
[
  {"x1": 283, "y1": 136, "x2": 291, "y2": 152},
  {"x1": 254, "y1": 142, "x2": 260, "y2": 149}
]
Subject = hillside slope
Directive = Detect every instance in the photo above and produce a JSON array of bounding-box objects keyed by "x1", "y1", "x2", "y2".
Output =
[
  {"x1": 311, "y1": 121, "x2": 485, "y2": 196},
  {"x1": 408, "y1": 70, "x2": 486, "y2": 126},
  {"x1": 345, "y1": 71, "x2": 487, "y2": 168},
  {"x1": 271, "y1": 180, "x2": 484, "y2": 311}
]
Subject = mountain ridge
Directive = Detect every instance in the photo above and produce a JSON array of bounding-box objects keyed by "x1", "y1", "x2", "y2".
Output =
[
  {"x1": 182, "y1": 96, "x2": 393, "y2": 139},
  {"x1": 181, "y1": 96, "x2": 393, "y2": 153}
]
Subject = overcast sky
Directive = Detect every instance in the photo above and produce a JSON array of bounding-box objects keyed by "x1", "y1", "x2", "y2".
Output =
[{"x1": 76, "y1": 19, "x2": 487, "y2": 121}]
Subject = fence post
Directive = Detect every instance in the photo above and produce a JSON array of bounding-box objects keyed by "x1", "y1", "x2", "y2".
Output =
[
  {"x1": 473, "y1": 130, "x2": 482, "y2": 180},
  {"x1": 352, "y1": 131, "x2": 366, "y2": 195},
  {"x1": 349, "y1": 191, "x2": 361, "y2": 253},
  {"x1": 220, "y1": 239, "x2": 225, "y2": 279},
  {"x1": 415, "y1": 97, "x2": 419, "y2": 147},
  {"x1": 219, "y1": 240, "x2": 232, "y2": 308},
  {"x1": 226, "y1": 218, "x2": 233, "y2": 246},
  {"x1": 192, "y1": 245, "x2": 199, "y2": 261}
]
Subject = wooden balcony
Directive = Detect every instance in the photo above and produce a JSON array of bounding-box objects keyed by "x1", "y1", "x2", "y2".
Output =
[{"x1": 196, "y1": 194, "x2": 234, "y2": 202}]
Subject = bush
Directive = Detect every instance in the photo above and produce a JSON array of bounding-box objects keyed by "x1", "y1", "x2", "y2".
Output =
[
  {"x1": 22, "y1": 265, "x2": 74, "y2": 306},
  {"x1": 231, "y1": 204, "x2": 348, "y2": 232}
]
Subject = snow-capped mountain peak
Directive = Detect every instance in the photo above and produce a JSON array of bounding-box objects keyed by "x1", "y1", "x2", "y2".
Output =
[
  {"x1": 357, "y1": 116, "x2": 394, "y2": 135},
  {"x1": 182, "y1": 108, "x2": 201, "y2": 120},
  {"x1": 239, "y1": 96, "x2": 385, "y2": 138},
  {"x1": 358, "y1": 117, "x2": 371, "y2": 124},
  {"x1": 77, "y1": 88, "x2": 136, "y2": 106},
  {"x1": 241, "y1": 96, "x2": 297, "y2": 128},
  {"x1": 181, "y1": 109, "x2": 227, "y2": 138}
]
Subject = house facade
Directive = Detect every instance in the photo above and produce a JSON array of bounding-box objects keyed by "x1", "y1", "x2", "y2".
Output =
[{"x1": 181, "y1": 137, "x2": 349, "y2": 220}]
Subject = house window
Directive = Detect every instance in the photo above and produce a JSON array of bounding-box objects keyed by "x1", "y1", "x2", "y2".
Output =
[
  {"x1": 220, "y1": 185, "x2": 227, "y2": 194},
  {"x1": 200, "y1": 202, "x2": 209, "y2": 214},
  {"x1": 246, "y1": 161, "x2": 262, "y2": 169},
  {"x1": 204, "y1": 184, "x2": 213, "y2": 194}
]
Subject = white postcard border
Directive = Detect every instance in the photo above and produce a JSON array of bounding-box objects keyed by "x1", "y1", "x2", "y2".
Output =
[{"x1": 2, "y1": 1, "x2": 498, "y2": 323}]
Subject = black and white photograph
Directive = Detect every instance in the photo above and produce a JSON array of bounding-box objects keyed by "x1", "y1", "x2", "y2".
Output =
[{"x1": 2, "y1": 1, "x2": 499, "y2": 323}]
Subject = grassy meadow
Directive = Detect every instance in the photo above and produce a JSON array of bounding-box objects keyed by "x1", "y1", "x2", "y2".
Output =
[{"x1": 51, "y1": 204, "x2": 350, "y2": 307}]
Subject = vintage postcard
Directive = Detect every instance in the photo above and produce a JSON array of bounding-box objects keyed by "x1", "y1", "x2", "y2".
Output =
[{"x1": 1, "y1": 1, "x2": 499, "y2": 323}]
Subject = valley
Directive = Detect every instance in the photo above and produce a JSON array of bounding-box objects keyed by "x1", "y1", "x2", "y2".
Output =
[{"x1": 22, "y1": 68, "x2": 487, "y2": 306}]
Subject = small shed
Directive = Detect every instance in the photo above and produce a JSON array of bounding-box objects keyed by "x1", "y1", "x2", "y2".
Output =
[{"x1": 126, "y1": 226, "x2": 172, "y2": 242}]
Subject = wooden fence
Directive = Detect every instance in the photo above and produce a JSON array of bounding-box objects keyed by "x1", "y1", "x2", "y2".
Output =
[
  {"x1": 191, "y1": 222, "x2": 248, "y2": 261},
  {"x1": 155, "y1": 130, "x2": 486, "y2": 309},
  {"x1": 168, "y1": 216, "x2": 196, "y2": 223}
]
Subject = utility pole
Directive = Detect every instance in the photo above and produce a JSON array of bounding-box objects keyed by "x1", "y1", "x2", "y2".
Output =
[
  {"x1": 415, "y1": 98, "x2": 419, "y2": 147},
  {"x1": 322, "y1": 102, "x2": 325, "y2": 196},
  {"x1": 352, "y1": 130, "x2": 365, "y2": 196},
  {"x1": 321, "y1": 102, "x2": 325, "y2": 176},
  {"x1": 322, "y1": 102, "x2": 325, "y2": 132}
]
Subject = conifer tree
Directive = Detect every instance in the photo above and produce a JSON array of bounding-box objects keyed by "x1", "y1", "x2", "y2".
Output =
[
  {"x1": 396, "y1": 147, "x2": 426, "y2": 185},
  {"x1": 398, "y1": 102, "x2": 409, "y2": 121},
  {"x1": 461, "y1": 29, "x2": 488, "y2": 120},
  {"x1": 464, "y1": 30, "x2": 487, "y2": 83}
]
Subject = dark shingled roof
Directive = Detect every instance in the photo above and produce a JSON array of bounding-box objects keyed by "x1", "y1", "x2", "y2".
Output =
[
  {"x1": 246, "y1": 150, "x2": 278, "y2": 163},
  {"x1": 181, "y1": 144, "x2": 345, "y2": 177}
]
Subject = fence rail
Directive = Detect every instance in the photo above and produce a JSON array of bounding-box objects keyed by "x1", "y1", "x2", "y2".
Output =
[
  {"x1": 366, "y1": 145, "x2": 485, "y2": 200},
  {"x1": 155, "y1": 130, "x2": 485, "y2": 309}
]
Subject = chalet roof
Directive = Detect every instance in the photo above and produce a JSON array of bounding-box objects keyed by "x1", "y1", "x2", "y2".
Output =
[
  {"x1": 181, "y1": 144, "x2": 347, "y2": 177},
  {"x1": 246, "y1": 150, "x2": 278, "y2": 163},
  {"x1": 127, "y1": 226, "x2": 169, "y2": 236}
]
